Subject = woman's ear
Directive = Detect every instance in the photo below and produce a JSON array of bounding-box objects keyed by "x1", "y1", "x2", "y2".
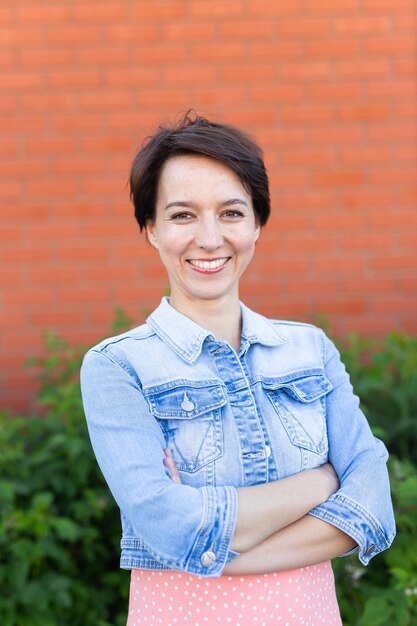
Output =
[
  {"x1": 145, "y1": 221, "x2": 159, "y2": 249},
  {"x1": 254, "y1": 223, "x2": 261, "y2": 243}
]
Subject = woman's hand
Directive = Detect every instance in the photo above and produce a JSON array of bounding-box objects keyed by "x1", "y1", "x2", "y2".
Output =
[
  {"x1": 316, "y1": 463, "x2": 339, "y2": 501},
  {"x1": 163, "y1": 448, "x2": 181, "y2": 484}
]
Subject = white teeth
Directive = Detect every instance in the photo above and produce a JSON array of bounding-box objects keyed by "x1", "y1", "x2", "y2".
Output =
[{"x1": 189, "y1": 258, "x2": 228, "y2": 270}]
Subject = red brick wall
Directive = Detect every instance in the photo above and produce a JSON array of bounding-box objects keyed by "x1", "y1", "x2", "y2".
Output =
[{"x1": 2, "y1": 0, "x2": 416, "y2": 412}]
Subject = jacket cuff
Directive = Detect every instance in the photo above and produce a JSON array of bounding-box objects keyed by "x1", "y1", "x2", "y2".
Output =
[
  {"x1": 184, "y1": 485, "x2": 238, "y2": 577},
  {"x1": 309, "y1": 493, "x2": 395, "y2": 565}
]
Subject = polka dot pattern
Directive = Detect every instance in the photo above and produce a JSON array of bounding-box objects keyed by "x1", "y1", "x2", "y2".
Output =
[{"x1": 126, "y1": 561, "x2": 342, "y2": 625}]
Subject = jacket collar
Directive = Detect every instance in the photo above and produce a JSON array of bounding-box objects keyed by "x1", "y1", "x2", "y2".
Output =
[{"x1": 147, "y1": 297, "x2": 288, "y2": 364}]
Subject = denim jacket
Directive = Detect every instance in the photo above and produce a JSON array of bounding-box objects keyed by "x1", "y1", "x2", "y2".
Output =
[{"x1": 80, "y1": 297, "x2": 395, "y2": 578}]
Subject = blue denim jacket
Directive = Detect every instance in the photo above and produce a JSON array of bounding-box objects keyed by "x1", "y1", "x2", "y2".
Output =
[{"x1": 80, "y1": 297, "x2": 395, "y2": 577}]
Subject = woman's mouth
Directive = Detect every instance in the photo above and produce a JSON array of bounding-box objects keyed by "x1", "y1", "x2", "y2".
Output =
[{"x1": 187, "y1": 257, "x2": 230, "y2": 273}]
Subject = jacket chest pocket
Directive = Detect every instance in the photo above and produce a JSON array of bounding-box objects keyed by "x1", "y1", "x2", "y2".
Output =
[
  {"x1": 262, "y1": 372, "x2": 332, "y2": 455},
  {"x1": 145, "y1": 382, "x2": 227, "y2": 473}
]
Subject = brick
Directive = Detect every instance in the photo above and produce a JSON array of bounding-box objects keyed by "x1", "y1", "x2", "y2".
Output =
[
  {"x1": 279, "y1": 62, "x2": 331, "y2": 81},
  {"x1": 162, "y1": 22, "x2": 216, "y2": 40},
  {"x1": 256, "y1": 127, "x2": 305, "y2": 147},
  {"x1": 312, "y1": 170, "x2": 364, "y2": 186},
  {"x1": 31, "y1": 311, "x2": 84, "y2": 326},
  {"x1": 309, "y1": 125, "x2": 363, "y2": 144},
  {"x1": 371, "y1": 253, "x2": 416, "y2": 270},
  {"x1": 77, "y1": 91, "x2": 131, "y2": 110},
  {"x1": 247, "y1": 0, "x2": 302, "y2": 15},
  {"x1": 56, "y1": 245, "x2": 112, "y2": 261},
  {"x1": 367, "y1": 80, "x2": 417, "y2": 97},
  {"x1": 75, "y1": 47, "x2": 131, "y2": 65},
  {"x1": 369, "y1": 168, "x2": 417, "y2": 185},
  {"x1": 367, "y1": 124, "x2": 417, "y2": 142},
  {"x1": 305, "y1": 0, "x2": 358, "y2": 12},
  {"x1": 365, "y1": 38, "x2": 415, "y2": 55},
  {"x1": 3, "y1": 289, "x2": 55, "y2": 306},
  {"x1": 134, "y1": 89, "x2": 191, "y2": 108},
  {"x1": 103, "y1": 24, "x2": 158, "y2": 42},
  {"x1": 26, "y1": 222, "x2": 80, "y2": 240},
  {"x1": 48, "y1": 70, "x2": 102, "y2": 88},
  {"x1": 337, "y1": 60, "x2": 390, "y2": 78},
  {"x1": 24, "y1": 136, "x2": 77, "y2": 153},
  {"x1": 363, "y1": 0, "x2": 416, "y2": 11},
  {"x1": 250, "y1": 85, "x2": 303, "y2": 102},
  {"x1": 162, "y1": 66, "x2": 217, "y2": 85},
  {"x1": 280, "y1": 106, "x2": 334, "y2": 124},
  {"x1": 281, "y1": 149, "x2": 335, "y2": 167},
  {"x1": 50, "y1": 114, "x2": 103, "y2": 132},
  {"x1": 28, "y1": 267, "x2": 81, "y2": 283},
  {"x1": 393, "y1": 15, "x2": 417, "y2": 33},
  {"x1": 17, "y1": 5, "x2": 70, "y2": 22},
  {"x1": 0, "y1": 159, "x2": 49, "y2": 177},
  {"x1": 134, "y1": 45, "x2": 188, "y2": 64},
  {"x1": 220, "y1": 20, "x2": 273, "y2": 38},
  {"x1": 248, "y1": 42, "x2": 303, "y2": 60},
  {"x1": 131, "y1": 1, "x2": 186, "y2": 20},
  {"x1": 192, "y1": 43, "x2": 245, "y2": 62},
  {"x1": 104, "y1": 68, "x2": 159, "y2": 87},
  {"x1": 333, "y1": 16, "x2": 390, "y2": 34},
  {"x1": 308, "y1": 83, "x2": 361, "y2": 100},
  {"x1": 193, "y1": 87, "x2": 247, "y2": 107},
  {"x1": 369, "y1": 209, "x2": 417, "y2": 226},
  {"x1": 394, "y1": 59, "x2": 417, "y2": 77},
  {"x1": 46, "y1": 26, "x2": 100, "y2": 45},
  {"x1": 190, "y1": 0, "x2": 243, "y2": 17},
  {"x1": 340, "y1": 190, "x2": 392, "y2": 209},
  {"x1": 337, "y1": 104, "x2": 390, "y2": 121},
  {"x1": 307, "y1": 40, "x2": 360, "y2": 58},
  {"x1": 25, "y1": 180, "x2": 77, "y2": 197},
  {"x1": 20, "y1": 93, "x2": 74, "y2": 112},
  {"x1": 221, "y1": 65, "x2": 275, "y2": 82},
  {"x1": 19, "y1": 49, "x2": 73, "y2": 68},
  {"x1": 279, "y1": 191, "x2": 335, "y2": 210},
  {"x1": 339, "y1": 147, "x2": 390, "y2": 164},
  {"x1": 73, "y1": 3, "x2": 127, "y2": 21},
  {"x1": 1, "y1": 72, "x2": 45, "y2": 89},
  {"x1": 279, "y1": 18, "x2": 330, "y2": 37}
]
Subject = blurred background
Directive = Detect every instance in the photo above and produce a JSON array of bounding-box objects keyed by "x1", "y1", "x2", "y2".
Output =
[
  {"x1": 1, "y1": 3, "x2": 417, "y2": 625},
  {"x1": 1, "y1": 0, "x2": 416, "y2": 414}
]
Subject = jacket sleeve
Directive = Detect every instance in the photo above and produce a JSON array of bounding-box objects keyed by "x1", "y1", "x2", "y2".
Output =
[
  {"x1": 308, "y1": 333, "x2": 396, "y2": 564},
  {"x1": 80, "y1": 348, "x2": 238, "y2": 577}
]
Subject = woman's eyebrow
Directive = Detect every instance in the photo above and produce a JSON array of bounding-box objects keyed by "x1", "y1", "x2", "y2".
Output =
[
  {"x1": 221, "y1": 198, "x2": 249, "y2": 207},
  {"x1": 164, "y1": 200, "x2": 197, "y2": 210}
]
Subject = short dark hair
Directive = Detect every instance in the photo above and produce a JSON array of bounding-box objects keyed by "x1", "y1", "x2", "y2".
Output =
[{"x1": 129, "y1": 111, "x2": 270, "y2": 231}]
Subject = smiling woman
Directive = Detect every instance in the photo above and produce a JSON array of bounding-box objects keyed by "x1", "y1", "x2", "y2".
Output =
[
  {"x1": 146, "y1": 155, "x2": 260, "y2": 338},
  {"x1": 80, "y1": 111, "x2": 395, "y2": 625}
]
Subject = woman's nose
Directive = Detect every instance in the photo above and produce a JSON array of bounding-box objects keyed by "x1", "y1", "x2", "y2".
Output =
[{"x1": 195, "y1": 216, "x2": 224, "y2": 250}]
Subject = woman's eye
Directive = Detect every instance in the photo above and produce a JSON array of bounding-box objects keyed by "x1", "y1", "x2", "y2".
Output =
[
  {"x1": 223, "y1": 210, "x2": 244, "y2": 219},
  {"x1": 169, "y1": 212, "x2": 194, "y2": 221}
]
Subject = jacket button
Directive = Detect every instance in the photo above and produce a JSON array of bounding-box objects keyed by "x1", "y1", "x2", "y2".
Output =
[
  {"x1": 265, "y1": 445, "x2": 271, "y2": 458},
  {"x1": 365, "y1": 544, "x2": 375, "y2": 556},
  {"x1": 201, "y1": 550, "x2": 216, "y2": 567}
]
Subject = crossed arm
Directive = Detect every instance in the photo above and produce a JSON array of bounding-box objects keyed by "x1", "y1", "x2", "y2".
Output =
[{"x1": 163, "y1": 448, "x2": 357, "y2": 575}]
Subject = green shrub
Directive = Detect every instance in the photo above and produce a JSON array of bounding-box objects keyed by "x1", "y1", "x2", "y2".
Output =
[
  {"x1": 0, "y1": 322, "x2": 416, "y2": 625},
  {"x1": 0, "y1": 333, "x2": 129, "y2": 626}
]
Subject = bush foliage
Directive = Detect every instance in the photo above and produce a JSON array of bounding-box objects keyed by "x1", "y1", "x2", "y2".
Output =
[{"x1": 0, "y1": 321, "x2": 416, "y2": 625}]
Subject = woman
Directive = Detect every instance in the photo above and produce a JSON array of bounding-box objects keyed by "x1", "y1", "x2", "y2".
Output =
[{"x1": 80, "y1": 112, "x2": 395, "y2": 625}]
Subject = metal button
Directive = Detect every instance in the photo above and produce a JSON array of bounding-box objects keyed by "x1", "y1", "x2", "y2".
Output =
[
  {"x1": 201, "y1": 550, "x2": 216, "y2": 567},
  {"x1": 180, "y1": 393, "x2": 195, "y2": 412},
  {"x1": 265, "y1": 445, "x2": 271, "y2": 458},
  {"x1": 365, "y1": 544, "x2": 375, "y2": 556}
]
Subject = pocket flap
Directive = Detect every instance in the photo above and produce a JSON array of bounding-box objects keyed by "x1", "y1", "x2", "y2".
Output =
[
  {"x1": 145, "y1": 382, "x2": 227, "y2": 419},
  {"x1": 262, "y1": 372, "x2": 333, "y2": 402}
]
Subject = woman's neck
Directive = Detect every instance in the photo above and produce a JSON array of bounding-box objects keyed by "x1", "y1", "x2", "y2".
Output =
[{"x1": 169, "y1": 295, "x2": 243, "y2": 352}]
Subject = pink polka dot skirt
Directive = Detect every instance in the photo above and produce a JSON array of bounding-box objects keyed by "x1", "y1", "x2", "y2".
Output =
[{"x1": 126, "y1": 561, "x2": 342, "y2": 626}]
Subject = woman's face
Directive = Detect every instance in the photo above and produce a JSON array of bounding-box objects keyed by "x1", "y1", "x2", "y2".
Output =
[{"x1": 146, "y1": 154, "x2": 260, "y2": 311}]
